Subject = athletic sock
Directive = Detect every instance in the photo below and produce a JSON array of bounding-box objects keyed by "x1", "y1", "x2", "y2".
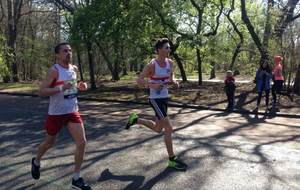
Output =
[
  {"x1": 169, "y1": 156, "x2": 176, "y2": 161},
  {"x1": 34, "y1": 159, "x2": 40, "y2": 166},
  {"x1": 73, "y1": 172, "x2": 81, "y2": 181}
]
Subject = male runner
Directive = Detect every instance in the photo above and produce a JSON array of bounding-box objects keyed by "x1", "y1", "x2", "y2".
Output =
[
  {"x1": 31, "y1": 42, "x2": 91, "y2": 190},
  {"x1": 126, "y1": 38, "x2": 187, "y2": 171}
]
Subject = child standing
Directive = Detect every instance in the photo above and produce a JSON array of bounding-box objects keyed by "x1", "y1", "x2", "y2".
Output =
[{"x1": 224, "y1": 70, "x2": 236, "y2": 111}]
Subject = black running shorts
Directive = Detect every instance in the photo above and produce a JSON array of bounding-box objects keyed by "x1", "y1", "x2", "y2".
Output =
[{"x1": 149, "y1": 98, "x2": 168, "y2": 120}]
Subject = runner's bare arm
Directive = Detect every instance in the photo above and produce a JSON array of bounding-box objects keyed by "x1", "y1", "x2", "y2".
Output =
[
  {"x1": 39, "y1": 68, "x2": 61, "y2": 97},
  {"x1": 137, "y1": 63, "x2": 162, "y2": 89},
  {"x1": 137, "y1": 63, "x2": 152, "y2": 88}
]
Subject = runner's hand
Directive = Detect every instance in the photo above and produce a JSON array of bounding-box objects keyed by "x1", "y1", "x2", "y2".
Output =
[
  {"x1": 167, "y1": 81, "x2": 180, "y2": 88},
  {"x1": 62, "y1": 82, "x2": 73, "y2": 90},
  {"x1": 149, "y1": 83, "x2": 163, "y2": 90},
  {"x1": 77, "y1": 81, "x2": 88, "y2": 91},
  {"x1": 173, "y1": 81, "x2": 180, "y2": 89}
]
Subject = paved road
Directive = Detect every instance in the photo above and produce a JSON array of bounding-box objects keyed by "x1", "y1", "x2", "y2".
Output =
[{"x1": 0, "y1": 94, "x2": 299, "y2": 190}]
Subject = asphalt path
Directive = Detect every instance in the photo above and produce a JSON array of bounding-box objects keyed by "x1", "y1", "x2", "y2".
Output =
[{"x1": 0, "y1": 94, "x2": 299, "y2": 190}]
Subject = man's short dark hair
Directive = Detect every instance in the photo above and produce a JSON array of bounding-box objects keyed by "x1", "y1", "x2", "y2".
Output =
[
  {"x1": 55, "y1": 42, "x2": 70, "y2": 54},
  {"x1": 155, "y1": 38, "x2": 169, "y2": 51}
]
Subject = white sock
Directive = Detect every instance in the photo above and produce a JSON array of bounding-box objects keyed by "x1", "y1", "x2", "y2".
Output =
[
  {"x1": 34, "y1": 159, "x2": 40, "y2": 166},
  {"x1": 73, "y1": 172, "x2": 81, "y2": 181}
]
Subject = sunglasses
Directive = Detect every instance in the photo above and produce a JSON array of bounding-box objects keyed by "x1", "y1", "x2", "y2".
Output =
[{"x1": 62, "y1": 49, "x2": 72, "y2": 53}]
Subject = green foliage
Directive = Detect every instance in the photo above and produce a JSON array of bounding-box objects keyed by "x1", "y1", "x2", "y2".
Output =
[
  {"x1": 0, "y1": 35, "x2": 10, "y2": 81},
  {"x1": 6, "y1": 0, "x2": 297, "y2": 83}
]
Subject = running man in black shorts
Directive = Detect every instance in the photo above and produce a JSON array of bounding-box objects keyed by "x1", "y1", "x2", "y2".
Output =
[{"x1": 126, "y1": 38, "x2": 187, "y2": 171}]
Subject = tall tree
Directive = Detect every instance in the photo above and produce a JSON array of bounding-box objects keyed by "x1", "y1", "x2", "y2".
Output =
[
  {"x1": 147, "y1": 0, "x2": 224, "y2": 85},
  {"x1": 240, "y1": 0, "x2": 271, "y2": 65},
  {"x1": 6, "y1": 0, "x2": 23, "y2": 82},
  {"x1": 274, "y1": 0, "x2": 300, "y2": 40},
  {"x1": 241, "y1": 0, "x2": 300, "y2": 65},
  {"x1": 225, "y1": 0, "x2": 244, "y2": 70}
]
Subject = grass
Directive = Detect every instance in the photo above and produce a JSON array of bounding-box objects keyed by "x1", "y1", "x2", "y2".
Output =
[
  {"x1": 0, "y1": 82, "x2": 38, "y2": 92},
  {"x1": 1, "y1": 79, "x2": 299, "y2": 115}
]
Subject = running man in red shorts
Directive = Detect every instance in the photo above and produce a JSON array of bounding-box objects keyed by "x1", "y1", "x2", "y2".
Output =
[{"x1": 31, "y1": 42, "x2": 91, "y2": 190}]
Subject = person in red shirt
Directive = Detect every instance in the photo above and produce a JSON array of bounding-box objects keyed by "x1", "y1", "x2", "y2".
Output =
[
  {"x1": 272, "y1": 55, "x2": 284, "y2": 105},
  {"x1": 224, "y1": 70, "x2": 236, "y2": 111}
]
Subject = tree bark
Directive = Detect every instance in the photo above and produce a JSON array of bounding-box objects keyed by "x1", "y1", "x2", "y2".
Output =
[
  {"x1": 120, "y1": 44, "x2": 127, "y2": 76},
  {"x1": 112, "y1": 36, "x2": 120, "y2": 81},
  {"x1": 96, "y1": 41, "x2": 115, "y2": 81},
  {"x1": 76, "y1": 50, "x2": 84, "y2": 81},
  {"x1": 172, "y1": 52, "x2": 187, "y2": 82},
  {"x1": 262, "y1": 0, "x2": 274, "y2": 51},
  {"x1": 28, "y1": 13, "x2": 37, "y2": 80},
  {"x1": 0, "y1": 0, "x2": 4, "y2": 24},
  {"x1": 6, "y1": 0, "x2": 23, "y2": 82},
  {"x1": 226, "y1": 0, "x2": 244, "y2": 70},
  {"x1": 274, "y1": 0, "x2": 300, "y2": 39},
  {"x1": 190, "y1": 0, "x2": 205, "y2": 85},
  {"x1": 210, "y1": 61, "x2": 216, "y2": 79},
  {"x1": 240, "y1": 0, "x2": 269, "y2": 65},
  {"x1": 294, "y1": 63, "x2": 300, "y2": 95},
  {"x1": 85, "y1": 41, "x2": 96, "y2": 89},
  {"x1": 53, "y1": 0, "x2": 75, "y2": 14},
  {"x1": 169, "y1": 38, "x2": 187, "y2": 82},
  {"x1": 196, "y1": 48, "x2": 202, "y2": 85}
]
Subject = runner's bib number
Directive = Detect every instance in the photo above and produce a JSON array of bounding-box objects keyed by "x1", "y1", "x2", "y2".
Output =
[{"x1": 63, "y1": 80, "x2": 78, "y2": 99}]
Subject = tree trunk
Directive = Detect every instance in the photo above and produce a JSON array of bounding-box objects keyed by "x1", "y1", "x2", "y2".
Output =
[
  {"x1": 229, "y1": 44, "x2": 241, "y2": 70},
  {"x1": 29, "y1": 15, "x2": 37, "y2": 80},
  {"x1": 287, "y1": 35, "x2": 295, "y2": 89},
  {"x1": 120, "y1": 44, "x2": 127, "y2": 76},
  {"x1": 196, "y1": 48, "x2": 202, "y2": 85},
  {"x1": 169, "y1": 38, "x2": 187, "y2": 82},
  {"x1": 86, "y1": 41, "x2": 96, "y2": 89},
  {"x1": 96, "y1": 41, "x2": 115, "y2": 80},
  {"x1": 76, "y1": 50, "x2": 84, "y2": 81},
  {"x1": 112, "y1": 36, "x2": 120, "y2": 81},
  {"x1": 293, "y1": 63, "x2": 300, "y2": 95},
  {"x1": 226, "y1": 0, "x2": 243, "y2": 70},
  {"x1": 210, "y1": 61, "x2": 216, "y2": 79},
  {"x1": 112, "y1": 63, "x2": 120, "y2": 81},
  {"x1": 241, "y1": 0, "x2": 269, "y2": 65},
  {"x1": 262, "y1": 0, "x2": 273, "y2": 50},
  {"x1": 6, "y1": 0, "x2": 15, "y2": 82},
  {"x1": 6, "y1": 0, "x2": 23, "y2": 82},
  {"x1": 274, "y1": 0, "x2": 300, "y2": 39},
  {"x1": 172, "y1": 52, "x2": 187, "y2": 82}
]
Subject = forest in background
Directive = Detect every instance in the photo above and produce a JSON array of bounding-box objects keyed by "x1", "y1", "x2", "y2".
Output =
[{"x1": 0, "y1": 0, "x2": 299, "y2": 94}]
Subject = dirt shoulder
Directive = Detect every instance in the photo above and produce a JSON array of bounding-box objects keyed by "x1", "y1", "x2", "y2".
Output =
[
  {"x1": 81, "y1": 80, "x2": 300, "y2": 115},
  {"x1": 1, "y1": 80, "x2": 299, "y2": 115}
]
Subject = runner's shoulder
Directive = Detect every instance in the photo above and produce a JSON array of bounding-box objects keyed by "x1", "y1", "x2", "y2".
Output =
[
  {"x1": 46, "y1": 66, "x2": 59, "y2": 80},
  {"x1": 72, "y1": 65, "x2": 78, "y2": 72},
  {"x1": 147, "y1": 59, "x2": 156, "y2": 68},
  {"x1": 167, "y1": 58, "x2": 174, "y2": 67}
]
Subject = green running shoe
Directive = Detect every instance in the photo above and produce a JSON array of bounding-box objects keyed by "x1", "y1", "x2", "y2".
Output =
[
  {"x1": 168, "y1": 157, "x2": 187, "y2": 171},
  {"x1": 125, "y1": 113, "x2": 138, "y2": 129}
]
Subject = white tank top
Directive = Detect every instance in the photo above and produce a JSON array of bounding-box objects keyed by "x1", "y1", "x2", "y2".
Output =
[
  {"x1": 149, "y1": 59, "x2": 171, "y2": 99},
  {"x1": 48, "y1": 63, "x2": 78, "y2": 115}
]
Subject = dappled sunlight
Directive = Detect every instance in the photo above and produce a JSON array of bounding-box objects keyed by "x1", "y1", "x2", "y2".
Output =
[{"x1": 0, "y1": 94, "x2": 299, "y2": 189}]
